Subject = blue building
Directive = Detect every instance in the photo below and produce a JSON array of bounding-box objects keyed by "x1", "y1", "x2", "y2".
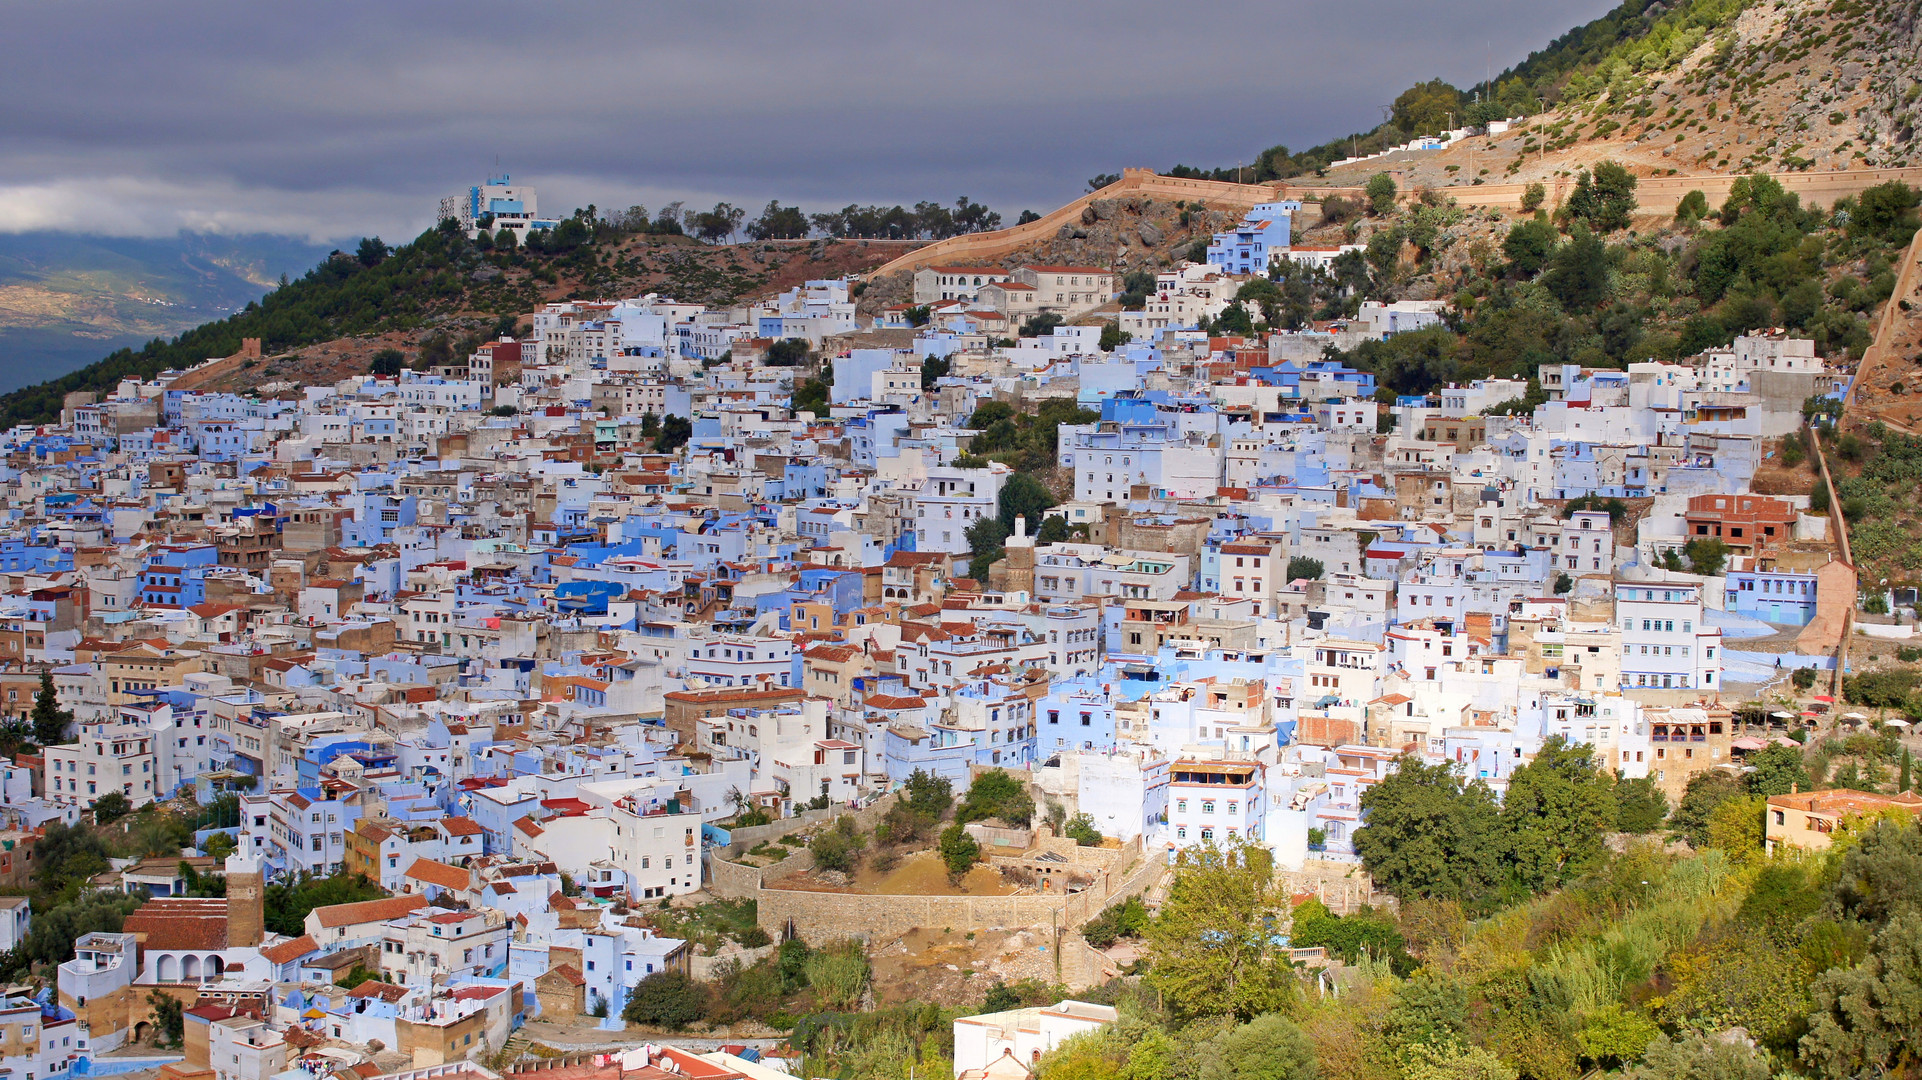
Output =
[
  {"x1": 139, "y1": 543, "x2": 218, "y2": 607},
  {"x1": 1726, "y1": 567, "x2": 1820, "y2": 625},
  {"x1": 1206, "y1": 201, "x2": 1300, "y2": 275}
]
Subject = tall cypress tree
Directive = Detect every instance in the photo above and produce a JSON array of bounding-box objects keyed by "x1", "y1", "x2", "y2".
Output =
[{"x1": 30, "y1": 670, "x2": 69, "y2": 747}]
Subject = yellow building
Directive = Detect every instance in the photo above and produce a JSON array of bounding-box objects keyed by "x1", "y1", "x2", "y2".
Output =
[{"x1": 1764, "y1": 788, "x2": 1922, "y2": 852}]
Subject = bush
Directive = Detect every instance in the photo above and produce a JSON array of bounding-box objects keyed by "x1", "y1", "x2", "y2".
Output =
[
  {"x1": 1520, "y1": 182, "x2": 1547, "y2": 213},
  {"x1": 808, "y1": 816, "x2": 866, "y2": 874},
  {"x1": 1063, "y1": 813, "x2": 1102, "y2": 846},
  {"x1": 622, "y1": 971, "x2": 708, "y2": 1028},
  {"x1": 1081, "y1": 896, "x2": 1151, "y2": 948},
  {"x1": 1366, "y1": 173, "x2": 1399, "y2": 216},
  {"x1": 1793, "y1": 667, "x2": 1818, "y2": 690},
  {"x1": 957, "y1": 770, "x2": 1032, "y2": 826},
  {"x1": 938, "y1": 824, "x2": 981, "y2": 880}
]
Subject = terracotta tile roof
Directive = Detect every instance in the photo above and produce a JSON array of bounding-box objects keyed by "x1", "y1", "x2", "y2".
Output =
[
  {"x1": 259, "y1": 934, "x2": 321, "y2": 964},
  {"x1": 123, "y1": 897, "x2": 229, "y2": 951},
  {"x1": 543, "y1": 963, "x2": 586, "y2": 986},
  {"x1": 440, "y1": 816, "x2": 484, "y2": 836},
  {"x1": 404, "y1": 858, "x2": 471, "y2": 892},
  {"x1": 309, "y1": 895, "x2": 430, "y2": 928}
]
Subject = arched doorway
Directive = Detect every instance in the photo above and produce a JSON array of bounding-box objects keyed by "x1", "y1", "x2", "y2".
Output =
[{"x1": 133, "y1": 1022, "x2": 152, "y2": 1045}]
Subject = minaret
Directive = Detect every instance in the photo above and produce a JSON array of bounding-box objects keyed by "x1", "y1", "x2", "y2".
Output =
[
  {"x1": 1000, "y1": 515, "x2": 1037, "y2": 595},
  {"x1": 225, "y1": 851, "x2": 264, "y2": 948}
]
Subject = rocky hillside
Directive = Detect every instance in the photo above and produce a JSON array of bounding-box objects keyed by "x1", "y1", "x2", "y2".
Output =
[
  {"x1": 1325, "y1": 0, "x2": 1922, "y2": 190},
  {"x1": 858, "y1": 195, "x2": 1251, "y2": 313}
]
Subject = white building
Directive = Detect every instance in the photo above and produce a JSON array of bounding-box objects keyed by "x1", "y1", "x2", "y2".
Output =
[
  {"x1": 43, "y1": 720, "x2": 157, "y2": 812},
  {"x1": 1615, "y1": 579, "x2": 1723, "y2": 692},
  {"x1": 953, "y1": 1000, "x2": 1117, "y2": 1078}
]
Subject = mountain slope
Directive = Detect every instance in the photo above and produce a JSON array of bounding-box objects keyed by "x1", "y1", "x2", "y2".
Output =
[
  {"x1": 0, "y1": 222, "x2": 908, "y2": 427},
  {"x1": 0, "y1": 231, "x2": 331, "y2": 394}
]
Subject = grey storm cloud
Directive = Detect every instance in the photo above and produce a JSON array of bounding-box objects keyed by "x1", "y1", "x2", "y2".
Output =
[{"x1": 0, "y1": 0, "x2": 1617, "y2": 242}]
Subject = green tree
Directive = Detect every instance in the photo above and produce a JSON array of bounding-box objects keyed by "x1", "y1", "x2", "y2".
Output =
[
  {"x1": 1823, "y1": 817, "x2": 1922, "y2": 928},
  {"x1": 654, "y1": 414, "x2": 692, "y2": 453},
  {"x1": 1021, "y1": 313, "x2": 1066, "y2": 338},
  {"x1": 21, "y1": 889, "x2": 141, "y2": 965},
  {"x1": 1099, "y1": 322, "x2": 1132, "y2": 351},
  {"x1": 355, "y1": 237, "x2": 389, "y2": 267},
  {"x1": 1063, "y1": 813, "x2": 1103, "y2": 846},
  {"x1": 1366, "y1": 173, "x2": 1399, "y2": 216},
  {"x1": 938, "y1": 824, "x2": 981, "y2": 880},
  {"x1": 1401, "y1": 1042, "x2": 1516, "y2": 1080},
  {"x1": 1199, "y1": 1013, "x2": 1319, "y2": 1080},
  {"x1": 1520, "y1": 183, "x2": 1547, "y2": 214},
  {"x1": 91, "y1": 791, "x2": 132, "y2": 824},
  {"x1": 262, "y1": 871, "x2": 386, "y2": 937},
  {"x1": 1799, "y1": 911, "x2": 1922, "y2": 1079},
  {"x1": 999, "y1": 473, "x2": 1058, "y2": 534},
  {"x1": 982, "y1": 981, "x2": 1022, "y2": 1013},
  {"x1": 809, "y1": 815, "x2": 866, "y2": 874},
  {"x1": 367, "y1": 348, "x2": 404, "y2": 377},
  {"x1": 1675, "y1": 190, "x2": 1709, "y2": 224},
  {"x1": 1682, "y1": 537, "x2": 1729, "y2": 576},
  {"x1": 1615, "y1": 775, "x2": 1669, "y2": 833},
  {"x1": 921, "y1": 355, "x2": 950, "y2": 389},
  {"x1": 1671, "y1": 770, "x2": 1744, "y2": 848},
  {"x1": 1500, "y1": 736, "x2": 1616, "y2": 891},
  {"x1": 147, "y1": 990, "x2": 184, "y2": 1047},
  {"x1": 1146, "y1": 841, "x2": 1298, "y2": 1018},
  {"x1": 792, "y1": 378, "x2": 830, "y2": 416},
  {"x1": 764, "y1": 338, "x2": 810, "y2": 366},
  {"x1": 902, "y1": 769, "x2": 953, "y2": 820},
  {"x1": 1285, "y1": 556, "x2": 1324, "y2": 582},
  {"x1": 745, "y1": 200, "x2": 809, "y2": 240},
  {"x1": 622, "y1": 970, "x2": 708, "y2": 1028},
  {"x1": 1354, "y1": 756, "x2": 1504, "y2": 905},
  {"x1": 964, "y1": 516, "x2": 1011, "y2": 579},
  {"x1": 1545, "y1": 225, "x2": 1611, "y2": 312},
  {"x1": 31, "y1": 669, "x2": 70, "y2": 746},
  {"x1": 1503, "y1": 216, "x2": 1560, "y2": 277},
  {"x1": 1744, "y1": 744, "x2": 1810, "y2": 797},
  {"x1": 1704, "y1": 794, "x2": 1766, "y2": 864},
  {"x1": 1563, "y1": 161, "x2": 1638, "y2": 232},
  {"x1": 1382, "y1": 972, "x2": 1472, "y2": 1050},
  {"x1": 958, "y1": 770, "x2": 1032, "y2": 826}
]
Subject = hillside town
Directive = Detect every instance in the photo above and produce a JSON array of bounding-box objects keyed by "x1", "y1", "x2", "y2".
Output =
[{"x1": 0, "y1": 174, "x2": 1915, "y2": 1080}]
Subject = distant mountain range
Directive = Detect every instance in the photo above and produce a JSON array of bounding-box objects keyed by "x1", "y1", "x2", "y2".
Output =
[{"x1": 0, "y1": 231, "x2": 334, "y2": 394}]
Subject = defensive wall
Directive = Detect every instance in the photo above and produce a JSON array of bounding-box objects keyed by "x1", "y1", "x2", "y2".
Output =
[
  {"x1": 751, "y1": 837, "x2": 1167, "y2": 945},
  {"x1": 1285, "y1": 165, "x2": 1922, "y2": 217},
  {"x1": 870, "y1": 166, "x2": 1922, "y2": 283},
  {"x1": 868, "y1": 169, "x2": 1281, "y2": 277}
]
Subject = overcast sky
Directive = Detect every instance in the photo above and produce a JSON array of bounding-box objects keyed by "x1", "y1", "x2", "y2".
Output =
[{"x1": 0, "y1": 0, "x2": 1615, "y2": 244}]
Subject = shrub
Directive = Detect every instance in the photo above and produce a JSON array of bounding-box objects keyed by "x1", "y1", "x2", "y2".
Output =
[
  {"x1": 1793, "y1": 667, "x2": 1818, "y2": 690},
  {"x1": 938, "y1": 824, "x2": 981, "y2": 880},
  {"x1": 807, "y1": 816, "x2": 866, "y2": 874},
  {"x1": 622, "y1": 971, "x2": 708, "y2": 1029},
  {"x1": 1286, "y1": 556, "x2": 1324, "y2": 582},
  {"x1": 1081, "y1": 896, "x2": 1151, "y2": 948},
  {"x1": 1063, "y1": 813, "x2": 1102, "y2": 846}
]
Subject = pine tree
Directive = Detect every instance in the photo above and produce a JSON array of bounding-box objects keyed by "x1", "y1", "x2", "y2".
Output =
[
  {"x1": 1901, "y1": 747, "x2": 1913, "y2": 793},
  {"x1": 30, "y1": 670, "x2": 69, "y2": 747}
]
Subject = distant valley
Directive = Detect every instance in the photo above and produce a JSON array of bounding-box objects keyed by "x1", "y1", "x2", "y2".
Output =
[{"x1": 0, "y1": 231, "x2": 333, "y2": 394}]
